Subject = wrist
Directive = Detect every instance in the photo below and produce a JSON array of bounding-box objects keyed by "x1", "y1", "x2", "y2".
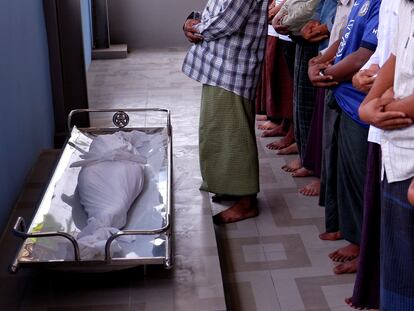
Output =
[{"x1": 187, "y1": 11, "x2": 201, "y2": 20}]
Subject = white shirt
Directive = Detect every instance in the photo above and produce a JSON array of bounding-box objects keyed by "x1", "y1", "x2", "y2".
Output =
[
  {"x1": 321, "y1": 0, "x2": 354, "y2": 55},
  {"x1": 380, "y1": 0, "x2": 414, "y2": 183},
  {"x1": 329, "y1": 0, "x2": 354, "y2": 46},
  {"x1": 362, "y1": 0, "x2": 400, "y2": 144}
]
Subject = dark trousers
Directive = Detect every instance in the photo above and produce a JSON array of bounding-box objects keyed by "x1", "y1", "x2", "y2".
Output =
[
  {"x1": 321, "y1": 91, "x2": 340, "y2": 233},
  {"x1": 381, "y1": 176, "x2": 414, "y2": 311},
  {"x1": 337, "y1": 112, "x2": 369, "y2": 245}
]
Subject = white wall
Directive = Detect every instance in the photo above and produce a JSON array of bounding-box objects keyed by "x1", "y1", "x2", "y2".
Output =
[{"x1": 108, "y1": 0, "x2": 207, "y2": 48}]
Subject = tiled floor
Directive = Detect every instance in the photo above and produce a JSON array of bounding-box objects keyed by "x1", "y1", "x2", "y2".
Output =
[
  {"x1": 0, "y1": 48, "x2": 356, "y2": 310},
  {"x1": 0, "y1": 48, "x2": 226, "y2": 311},
  {"x1": 89, "y1": 48, "x2": 358, "y2": 311},
  {"x1": 213, "y1": 120, "x2": 356, "y2": 310}
]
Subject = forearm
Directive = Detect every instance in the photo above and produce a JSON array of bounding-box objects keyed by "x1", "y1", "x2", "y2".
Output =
[
  {"x1": 385, "y1": 95, "x2": 414, "y2": 118},
  {"x1": 361, "y1": 54, "x2": 396, "y2": 106},
  {"x1": 324, "y1": 47, "x2": 374, "y2": 82},
  {"x1": 318, "y1": 40, "x2": 340, "y2": 62}
]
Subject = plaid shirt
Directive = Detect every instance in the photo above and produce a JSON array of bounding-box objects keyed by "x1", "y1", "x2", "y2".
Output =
[{"x1": 182, "y1": 0, "x2": 269, "y2": 101}]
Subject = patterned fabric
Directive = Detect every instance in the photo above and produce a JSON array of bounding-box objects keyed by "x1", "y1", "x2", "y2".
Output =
[
  {"x1": 381, "y1": 176, "x2": 414, "y2": 311},
  {"x1": 182, "y1": 0, "x2": 268, "y2": 101},
  {"x1": 302, "y1": 88, "x2": 325, "y2": 177},
  {"x1": 276, "y1": 0, "x2": 320, "y2": 33},
  {"x1": 352, "y1": 143, "x2": 381, "y2": 310},
  {"x1": 337, "y1": 112, "x2": 369, "y2": 245},
  {"x1": 199, "y1": 85, "x2": 259, "y2": 196},
  {"x1": 320, "y1": 91, "x2": 341, "y2": 233},
  {"x1": 256, "y1": 38, "x2": 294, "y2": 119},
  {"x1": 293, "y1": 42, "x2": 319, "y2": 161}
]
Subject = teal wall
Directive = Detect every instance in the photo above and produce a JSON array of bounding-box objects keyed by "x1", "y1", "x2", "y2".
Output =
[
  {"x1": 81, "y1": 0, "x2": 93, "y2": 68},
  {"x1": 0, "y1": 0, "x2": 54, "y2": 232}
]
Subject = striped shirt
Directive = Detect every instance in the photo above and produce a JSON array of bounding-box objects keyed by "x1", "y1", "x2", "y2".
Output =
[{"x1": 182, "y1": 0, "x2": 269, "y2": 101}]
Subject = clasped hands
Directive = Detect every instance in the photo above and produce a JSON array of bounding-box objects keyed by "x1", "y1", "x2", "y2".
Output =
[
  {"x1": 300, "y1": 20, "x2": 329, "y2": 43},
  {"x1": 308, "y1": 56, "x2": 338, "y2": 88},
  {"x1": 353, "y1": 64, "x2": 380, "y2": 94},
  {"x1": 272, "y1": 12, "x2": 290, "y2": 35},
  {"x1": 359, "y1": 88, "x2": 413, "y2": 130},
  {"x1": 183, "y1": 19, "x2": 203, "y2": 43}
]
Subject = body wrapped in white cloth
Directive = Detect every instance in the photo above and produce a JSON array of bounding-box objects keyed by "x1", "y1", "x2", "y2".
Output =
[{"x1": 71, "y1": 131, "x2": 149, "y2": 259}]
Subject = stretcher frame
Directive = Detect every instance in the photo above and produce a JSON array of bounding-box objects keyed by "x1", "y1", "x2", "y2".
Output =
[{"x1": 9, "y1": 108, "x2": 173, "y2": 273}]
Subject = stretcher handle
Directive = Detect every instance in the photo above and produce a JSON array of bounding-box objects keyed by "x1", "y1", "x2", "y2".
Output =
[
  {"x1": 12, "y1": 217, "x2": 81, "y2": 262},
  {"x1": 67, "y1": 108, "x2": 172, "y2": 134},
  {"x1": 104, "y1": 221, "x2": 171, "y2": 262}
]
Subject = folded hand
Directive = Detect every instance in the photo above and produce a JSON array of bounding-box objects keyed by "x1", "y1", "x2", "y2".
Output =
[{"x1": 183, "y1": 19, "x2": 203, "y2": 43}]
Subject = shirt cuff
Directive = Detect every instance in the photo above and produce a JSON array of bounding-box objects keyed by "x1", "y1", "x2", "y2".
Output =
[{"x1": 360, "y1": 41, "x2": 377, "y2": 51}]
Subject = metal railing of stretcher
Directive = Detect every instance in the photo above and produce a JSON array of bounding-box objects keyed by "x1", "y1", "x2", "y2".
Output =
[{"x1": 9, "y1": 108, "x2": 173, "y2": 273}]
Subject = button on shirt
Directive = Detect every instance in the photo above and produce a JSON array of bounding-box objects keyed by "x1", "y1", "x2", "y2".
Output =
[
  {"x1": 361, "y1": 0, "x2": 399, "y2": 144},
  {"x1": 381, "y1": 0, "x2": 414, "y2": 183},
  {"x1": 333, "y1": 0, "x2": 380, "y2": 127},
  {"x1": 182, "y1": 0, "x2": 268, "y2": 101}
]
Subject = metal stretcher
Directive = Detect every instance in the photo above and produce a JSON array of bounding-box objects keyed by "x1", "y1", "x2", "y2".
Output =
[{"x1": 9, "y1": 108, "x2": 173, "y2": 273}]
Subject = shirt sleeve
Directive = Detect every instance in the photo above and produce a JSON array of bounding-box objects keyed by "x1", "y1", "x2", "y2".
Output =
[
  {"x1": 281, "y1": 0, "x2": 320, "y2": 29},
  {"x1": 320, "y1": 0, "x2": 338, "y2": 32},
  {"x1": 311, "y1": 0, "x2": 325, "y2": 21},
  {"x1": 195, "y1": 0, "x2": 260, "y2": 41},
  {"x1": 361, "y1": 48, "x2": 380, "y2": 70},
  {"x1": 360, "y1": 1, "x2": 380, "y2": 51},
  {"x1": 391, "y1": 3, "x2": 400, "y2": 55}
]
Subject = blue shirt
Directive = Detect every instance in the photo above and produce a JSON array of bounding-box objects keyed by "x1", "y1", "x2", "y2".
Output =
[
  {"x1": 313, "y1": 0, "x2": 339, "y2": 51},
  {"x1": 333, "y1": 0, "x2": 380, "y2": 127}
]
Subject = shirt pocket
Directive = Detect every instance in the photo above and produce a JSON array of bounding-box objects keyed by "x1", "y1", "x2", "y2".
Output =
[
  {"x1": 400, "y1": 12, "x2": 414, "y2": 76},
  {"x1": 401, "y1": 40, "x2": 414, "y2": 76}
]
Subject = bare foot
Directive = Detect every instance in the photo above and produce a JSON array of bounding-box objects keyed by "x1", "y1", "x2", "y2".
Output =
[
  {"x1": 212, "y1": 194, "x2": 239, "y2": 203},
  {"x1": 292, "y1": 167, "x2": 314, "y2": 177},
  {"x1": 408, "y1": 178, "x2": 414, "y2": 205},
  {"x1": 266, "y1": 140, "x2": 286, "y2": 150},
  {"x1": 262, "y1": 126, "x2": 286, "y2": 137},
  {"x1": 345, "y1": 297, "x2": 353, "y2": 307},
  {"x1": 345, "y1": 297, "x2": 378, "y2": 310},
  {"x1": 282, "y1": 158, "x2": 301, "y2": 172},
  {"x1": 258, "y1": 121, "x2": 279, "y2": 131},
  {"x1": 299, "y1": 179, "x2": 320, "y2": 196},
  {"x1": 319, "y1": 231, "x2": 343, "y2": 241},
  {"x1": 334, "y1": 257, "x2": 359, "y2": 274},
  {"x1": 256, "y1": 115, "x2": 267, "y2": 121},
  {"x1": 277, "y1": 143, "x2": 298, "y2": 155},
  {"x1": 329, "y1": 244, "x2": 360, "y2": 262},
  {"x1": 213, "y1": 196, "x2": 258, "y2": 224},
  {"x1": 266, "y1": 136, "x2": 296, "y2": 150}
]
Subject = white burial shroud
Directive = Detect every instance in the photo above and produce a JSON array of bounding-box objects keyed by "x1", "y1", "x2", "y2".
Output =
[{"x1": 70, "y1": 131, "x2": 148, "y2": 259}]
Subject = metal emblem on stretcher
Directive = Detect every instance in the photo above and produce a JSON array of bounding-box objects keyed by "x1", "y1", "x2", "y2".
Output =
[{"x1": 112, "y1": 111, "x2": 130, "y2": 128}]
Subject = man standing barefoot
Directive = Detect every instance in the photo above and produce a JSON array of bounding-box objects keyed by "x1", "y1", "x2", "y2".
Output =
[{"x1": 182, "y1": 0, "x2": 269, "y2": 223}]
